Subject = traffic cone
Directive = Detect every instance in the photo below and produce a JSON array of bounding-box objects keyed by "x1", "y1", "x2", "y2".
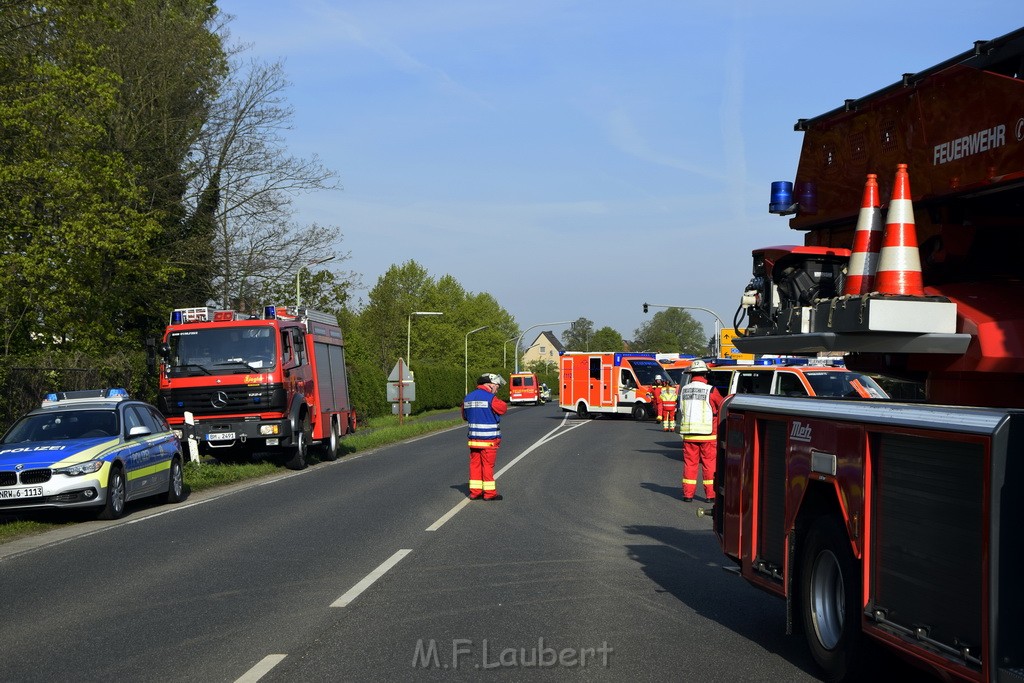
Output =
[
  {"x1": 874, "y1": 164, "x2": 924, "y2": 296},
  {"x1": 843, "y1": 173, "x2": 884, "y2": 295}
]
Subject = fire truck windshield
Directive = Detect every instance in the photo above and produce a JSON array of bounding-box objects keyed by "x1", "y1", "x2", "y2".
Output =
[{"x1": 167, "y1": 327, "x2": 276, "y2": 377}]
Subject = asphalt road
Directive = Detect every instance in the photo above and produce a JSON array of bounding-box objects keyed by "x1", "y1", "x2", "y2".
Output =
[{"x1": 0, "y1": 403, "x2": 934, "y2": 682}]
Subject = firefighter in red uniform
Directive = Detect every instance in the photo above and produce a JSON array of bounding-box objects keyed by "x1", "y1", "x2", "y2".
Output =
[
  {"x1": 652, "y1": 375, "x2": 664, "y2": 422},
  {"x1": 678, "y1": 360, "x2": 723, "y2": 502},
  {"x1": 659, "y1": 381, "x2": 678, "y2": 431},
  {"x1": 462, "y1": 373, "x2": 508, "y2": 500}
]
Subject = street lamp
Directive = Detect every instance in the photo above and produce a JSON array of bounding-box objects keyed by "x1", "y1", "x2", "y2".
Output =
[
  {"x1": 465, "y1": 325, "x2": 489, "y2": 394},
  {"x1": 642, "y1": 302, "x2": 726, "y2": 356},
  {"x1": 407, "y1": 311, "x2": 444, "y2": 370},
  {"x1": 503, "y1": 335, "x2": 519, "y2": 369},
  {"x1": 515, "y1": 320, "x2": 574, "y2": 373},
  {"x1": 296, "y1": 256, "x2": 335, "y2": 309}
]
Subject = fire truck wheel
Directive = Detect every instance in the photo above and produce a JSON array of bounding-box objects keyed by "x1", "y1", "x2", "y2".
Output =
[
  {"x1": 799, "y1": 515, "x2": 861, "y2": 681},
  {"x1": 631, "y1": 403, "x2": 647, "y2": 421},
  {"x1": 576, "y1": 402, "x2": 590, "y2": 419},
  {"x1": 285, "y1": 416, "x2": 311, "y2": 470},
  {"x1": 318, "y1": 422, "x2": 340, "y2": 461}
]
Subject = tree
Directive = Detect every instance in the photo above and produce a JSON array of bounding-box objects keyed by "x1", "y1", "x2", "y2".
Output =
[
  {"x1": 632, "y1": 308, "x2": 707, "y2": 354},
  {"x1": 561, "y1": 317, "x2": 595, "y2": 351},
  {"x1": 590, "y1": 326, "x2": 624, "y2": 351},
  {"x1": 185, "y1": 55, "x2": 346, "y2": 309}
]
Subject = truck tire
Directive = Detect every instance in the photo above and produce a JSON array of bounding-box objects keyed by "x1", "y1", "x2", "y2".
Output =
[
  {"x1": 576, "y1": 402, "x2": 590, "y2": 419},
  {"x1": 285, "y1": 415, "x2": 310, "y2": 470},
  {"x1": 317, "y1": 420, "x2": 340, "y2": 461},
  {"x1": 799, "y1": 515, "x2": 861, "y2": 682}
]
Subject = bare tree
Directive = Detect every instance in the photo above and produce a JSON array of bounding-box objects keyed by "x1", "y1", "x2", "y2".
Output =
[{"x1": 186, "y1": 56, "x2": 351, "y2": 309}]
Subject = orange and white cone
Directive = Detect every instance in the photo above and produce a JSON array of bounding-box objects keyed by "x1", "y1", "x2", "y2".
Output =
[
  {"x1": 874, "y1": 164, "x2": 924, "y2": 296},
  {"x1": 843, "y1": 173, "x2": 884, "y2": 295}
]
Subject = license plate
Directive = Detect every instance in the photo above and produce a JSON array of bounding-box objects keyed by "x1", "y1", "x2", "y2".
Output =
[
  {"x1": 206, "y1": 432, "x2": 236, "y2": 442},
  {"x1": 0, "y1": 487, "x2": 44, "y2": 499}
]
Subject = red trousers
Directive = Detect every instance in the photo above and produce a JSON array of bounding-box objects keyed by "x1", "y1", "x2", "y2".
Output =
[
  {"x1": 469, "y1": 444, "x2": 499, "y2": 499},
  {"x1": 682, "y1": 439, "x2": 716, "y2": 499},
  {"x1": 660, "y1": 405, "x2": 677, "y2": 430}
]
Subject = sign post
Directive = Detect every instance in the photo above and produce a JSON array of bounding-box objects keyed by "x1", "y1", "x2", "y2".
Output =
[
  {"x1": 387, "y1": 358, "x2": 416, "y2": 424},
  {"x1": 719, "y1": 328, "x2": 754, "y2": 361}
]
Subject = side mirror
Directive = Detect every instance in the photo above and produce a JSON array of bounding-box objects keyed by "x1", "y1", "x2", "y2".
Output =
[{"x1": 127, "y1": 425, "x2": 152, "y2": 439}]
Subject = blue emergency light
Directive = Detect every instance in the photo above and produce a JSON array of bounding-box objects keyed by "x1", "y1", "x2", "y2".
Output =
[
  {"x1": 171, "y1": 310, "x2": 183, "y2": 325},
  {"x1": 264, "y1": 305, "x2": 277, "y2": 319},
  {"x1": 106, "y1": 388, "x2": 129, "y2": 398},
  {"x1": 769, "y1": 181, "x2": 794, "y2": 214}
]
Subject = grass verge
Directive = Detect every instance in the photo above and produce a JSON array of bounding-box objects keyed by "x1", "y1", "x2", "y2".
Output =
[{"x1": 0, "y1": 410, "x2": 463, "y2": 543}]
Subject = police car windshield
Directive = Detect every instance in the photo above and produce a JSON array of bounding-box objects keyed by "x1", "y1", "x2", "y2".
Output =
[
  {"x1": 804, "y1": 371, "x2": 888, "y2": 398},
  {"x1": 2, "y1": 409, "x2": 120, "y2": 443},
  {"x1": 167, "y1": 327, "x2": 276, "y2": 376}
]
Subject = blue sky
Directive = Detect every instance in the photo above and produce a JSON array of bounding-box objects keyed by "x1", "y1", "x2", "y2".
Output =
[{"x1": 216, "y1": 0, "x2": 1024, "y2": 343}]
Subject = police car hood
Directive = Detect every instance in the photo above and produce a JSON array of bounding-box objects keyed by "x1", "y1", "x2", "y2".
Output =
[{"x1": 0, "y1": 437, "x2": 120, "y2": 469}]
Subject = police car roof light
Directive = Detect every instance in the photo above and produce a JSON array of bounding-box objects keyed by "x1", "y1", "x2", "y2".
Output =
[{"x1": 106, "y1": 388, "x2": 129, "y2": 398}]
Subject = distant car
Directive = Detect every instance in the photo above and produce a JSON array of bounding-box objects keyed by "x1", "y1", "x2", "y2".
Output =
[
  {"x1": 0, "y1": 388, "x2": 185, "y2": 519},
  {"x1": 539, "y1": 383, "x2": 552, "y2": 403}
]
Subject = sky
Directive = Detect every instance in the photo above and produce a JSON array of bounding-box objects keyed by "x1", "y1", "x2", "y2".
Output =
[{"x1": 215, "y1": 0, "x2": 1024, "y2": 344}]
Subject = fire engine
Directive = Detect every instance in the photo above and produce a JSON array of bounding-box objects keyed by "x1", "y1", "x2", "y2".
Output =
[
  {"x1": 711, "y1": 28, "x2": 1024, "y2": 682},
  {"x1": 149, "y1": 305, "x2": 356, "y2": 470},
  {"x1": 509, "y1": 372, "x2": 542, "y2": 405},
  {"x1": 559, "y1": 352, "x2": 665, "y2": 419}
]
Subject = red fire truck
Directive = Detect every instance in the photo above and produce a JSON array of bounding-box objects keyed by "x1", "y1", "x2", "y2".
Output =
[
  {"x1": 150, "y1": 305, "x2": 356, "y2": 470},
  {"x1": 714, "y1": 28, "x2": 1024, "y2": 682}
]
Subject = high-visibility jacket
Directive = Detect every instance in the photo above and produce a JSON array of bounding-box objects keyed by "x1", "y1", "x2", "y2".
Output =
[
  {"x1": 660, "y1": 385, "x2": 678, "y2": 406},
  {"x1": 462, "y1": 386, "x2": 508, "y2": 448},
  {"x1": 679, "y1": 377, "x2": 721, "y2": 440}
]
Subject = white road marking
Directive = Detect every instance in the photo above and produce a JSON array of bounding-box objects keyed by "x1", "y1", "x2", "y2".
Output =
[
  {"x1": 234, "y1": 654, "x2": 286, "y2": 683},
  {"x1": 425, "y1": 412, "x2": 589, "y2": 531},
  {"x1": 330, "y1": 549, "x2": 412, "y2": 608}
]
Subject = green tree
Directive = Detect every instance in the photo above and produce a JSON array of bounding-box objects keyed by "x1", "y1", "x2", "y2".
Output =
[
  {"x1": 560, "y1": 317, "x2": 595, "y2": 351},
  {"x1": 590, "y1": 326, "x2": 624, "y2": 351},
  {"x1": 632, "y1": 308, "x2": 706, "y2": 354}
]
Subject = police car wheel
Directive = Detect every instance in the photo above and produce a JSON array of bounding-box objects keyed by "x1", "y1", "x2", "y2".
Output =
[
  {"x1": 165, "y1": 456, "x2": 185, "y2": 504},
  {"x1": 98, "y1": 465, "x2": 127, "y2": 520}
]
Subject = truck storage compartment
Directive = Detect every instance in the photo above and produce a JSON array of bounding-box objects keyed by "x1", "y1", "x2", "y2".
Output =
[{"x1": 869, "y1": 433, "x2": 984, "y2": 663}]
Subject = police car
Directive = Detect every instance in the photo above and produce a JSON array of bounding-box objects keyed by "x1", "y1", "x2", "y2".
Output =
[{"x1": 0, "y1": 389, "x2": 185, "y2": 519}]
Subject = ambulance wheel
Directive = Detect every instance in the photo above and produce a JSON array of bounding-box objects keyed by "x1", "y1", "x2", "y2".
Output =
[
  {"x1": 799, "y1": 515, "x2": 861, "y2": 681},
  {"x1": 631, "y1": 403, "x2": 647, "y2": 421},
  {"x1": 576, "y1": 402, "x2": 590, "y2": 419},
  {"x1": 98, "y1": 464, "x2": 127, "y2": 520},
  {"x1": 285, "y1": 416, "x2": 311, "y2": 470}
]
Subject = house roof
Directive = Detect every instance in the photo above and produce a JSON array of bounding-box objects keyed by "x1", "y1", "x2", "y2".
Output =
[{"x1": 528, "y1": 330, "x2": 566, "y2": 354}]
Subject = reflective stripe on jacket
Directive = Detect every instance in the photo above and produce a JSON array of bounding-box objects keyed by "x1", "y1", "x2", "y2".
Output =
[
  {"x1": 463, "y1": 387, "x2": 505, "y2": 446},
  {"x1": 679, "y1": 381, "x2": 714, "y2": 435}
]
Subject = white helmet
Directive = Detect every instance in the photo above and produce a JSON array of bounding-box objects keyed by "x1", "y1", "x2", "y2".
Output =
[
  {"x1": 689, "y1": 359, "x2": 709, "y2": 373},
  {"x1": 478, "y1": 373, "x2": 506, "y2": 386}
]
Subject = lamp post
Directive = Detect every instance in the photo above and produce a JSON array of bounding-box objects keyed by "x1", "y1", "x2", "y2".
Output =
[
  {"x1": 407, "y1": 311, "x2": 444, "y2": 370},
  {"x1": 465, "y1": 325, "x2": 489, "y2": 394},
  {"x1": 514, "y1": 321, "x2": 574, "y2": 373},
  {"x1": 296, "y1": 256, "x2": 335, "y2": 309},
  {"x1": 642, "y1": 302, "x2": 726, "y2": 356},
  {"x1": 503, "y1": 335, "x2": 519, "y2": 369}
]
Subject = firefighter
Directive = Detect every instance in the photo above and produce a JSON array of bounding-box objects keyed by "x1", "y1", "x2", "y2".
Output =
[
  {"x1": 659, "y1": 380, "x2": 678, "y2": 431},
  {"x1": 462, "y1": 372, "x2": 508, "y2": 500},
  {"x1": 678, "y1": 360, "x2": 723, "y2": 502},
  {"x1": 652, "y1": 375, "x2": 664, "y2": 422}
]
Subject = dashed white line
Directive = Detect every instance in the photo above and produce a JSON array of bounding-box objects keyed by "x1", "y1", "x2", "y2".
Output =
[
  {"x1": 330, "y1": 549, "x2": 412, "y2": 608},
  {"x1": 235, "y1": 654, "x2": 286, "y2": 683}
]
